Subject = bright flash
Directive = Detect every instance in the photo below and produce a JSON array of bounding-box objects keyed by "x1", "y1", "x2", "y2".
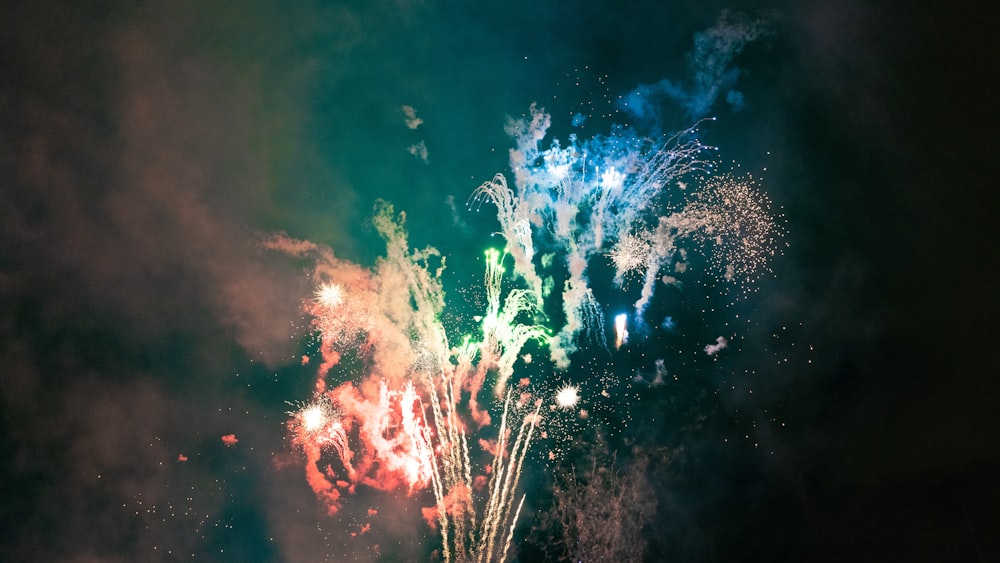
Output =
[
  {"x1": 614, "y1": 313, "x2": 628, "y2": 350},
  {"x1": 300, "y1": 403, "x2": 327, "y2": 432},
  {"x1": 554, "y1": 385, "x2": 580, "y2": 409},
  {"x1": 314, "y1": 282, "x2": 344, "y2": 308}
]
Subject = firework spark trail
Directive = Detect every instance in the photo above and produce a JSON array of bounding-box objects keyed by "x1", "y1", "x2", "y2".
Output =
[
  {"x1": 427, "y1": 382, "x2": 457, "y2": 563},
  {"x1": 478, "y1": 392, "x2": 541, "y2": 562},
  {"x1": 480, "y1": 248, "x2": 509, "y2": 354},
  {"x1": 499, "y1": 494, "x2": 527, "y2": 563},
  {"x1": 399, "y1": 381, "x2": 437, "y2": 489},
  {"x1": 482, "y1": 248, "x2": 507, "y2": 326},
  {"x1": 479, "y1": 391, "x2": 513, "y2": 560},
  {"x1": 421, "y1": 388, "x2": 451, "y2": 561},
  {"x1": 493, "y1": 293, "x2": 549, "y2": 394},
  {"x1": 469, "y1": 175, "x2": 543, "y2": 302},
  {"x1": 632, "y1": 213, "x2": 686, "y2": 317},
  {"x1": 417, "y1": 358, "x2": 481, "y2": 563},
  {"x1": 480, "y1": 247, "x2": 550, "y2": 395},
  {"x1": 497, "y1": 403, "x2": 541, "y2": 561},
  {"x1": 589, "y1": 120, "x2": 717, "y2": 248},
  {"x1": 551, "y1": 275, "x2": 604, "y2": 369},
  {"x1": 433, "y1": 362, "x2": 477, "y2": 563}
]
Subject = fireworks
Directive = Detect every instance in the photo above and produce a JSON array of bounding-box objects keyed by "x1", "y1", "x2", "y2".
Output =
[
  {"x1": 275, "y1": 209, "x2": 555, "y2": 562},
  {"x1": 300, "y1": 404, "x2": 325, "y2": 431},
  {"x1": 274, "y1": 105, "x2": 780, "y2": 562},
  {"x1": 472, "y1": 104, "x2": 777, "y2": 327},
  {"x1": 480, "y1": 247, "x2": 550, "y2": 396},
  {"x1": 607, "y1": 232, "x2": 651, "y2": 284}
]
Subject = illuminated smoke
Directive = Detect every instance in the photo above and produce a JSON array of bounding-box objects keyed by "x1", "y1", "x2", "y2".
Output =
[
  {"x1": 469, "y1": 174, "x2": 543, "y2": 301},
  {"x1": 618, "y1": 11, "x2": 769, "y2": 124},
  {"x1": 704, "y1": 335, "x2": 728, "y2": 356},
  {"x1": 402, "y1": 104, "x2": 424, "y2": 129}
]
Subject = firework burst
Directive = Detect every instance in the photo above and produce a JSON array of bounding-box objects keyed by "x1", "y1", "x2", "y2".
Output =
[
  {"x1": 554, "y1": 385, "x2": 581, "y2": 409},
  {"x1": 607, "y1": 232, "x2": 652, "y2": 285}
]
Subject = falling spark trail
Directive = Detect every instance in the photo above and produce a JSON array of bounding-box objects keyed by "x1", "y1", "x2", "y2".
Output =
[{"x1": 479, "y1": 395, "x2": 541, "y2": 562}]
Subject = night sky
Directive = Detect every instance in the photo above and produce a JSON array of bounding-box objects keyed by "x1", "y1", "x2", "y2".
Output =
[{"x1": 2, "y1": 1, "x2": 997, "y2": 562}]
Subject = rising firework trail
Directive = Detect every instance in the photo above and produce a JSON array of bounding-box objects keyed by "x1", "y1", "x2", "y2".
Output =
[{"x1": 614, "y1": 314, "x2": 629, "y2": 350}]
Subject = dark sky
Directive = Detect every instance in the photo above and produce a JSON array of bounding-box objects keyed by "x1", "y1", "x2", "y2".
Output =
[{"x1": 2, "y1": 1, "x2": 997, "y2": 562}]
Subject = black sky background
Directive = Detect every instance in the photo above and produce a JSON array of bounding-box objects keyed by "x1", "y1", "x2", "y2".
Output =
[{"x1": 2, "y1": 1, "x2": 998, "y2": 561}]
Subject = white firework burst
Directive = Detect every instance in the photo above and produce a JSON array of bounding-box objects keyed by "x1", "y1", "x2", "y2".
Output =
[
  {"x1": 313, "y1": 282, "x2": 344, "y2": 308},
  {"x1": 554, "y1": 385, "x2": 580, "y2": 409},
  {"x1": 607, "y1": 232, "x2": 651, "y2": 283}
]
